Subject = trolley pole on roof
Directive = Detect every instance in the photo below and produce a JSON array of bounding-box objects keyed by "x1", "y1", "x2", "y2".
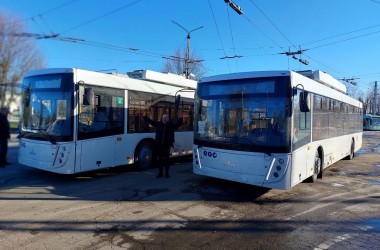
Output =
[{"x1": 172, "y1": 20, "x2": 204, "y2": 79}]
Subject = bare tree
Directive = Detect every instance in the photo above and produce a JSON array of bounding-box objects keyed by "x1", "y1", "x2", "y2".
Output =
[
  {"x1": 362, "y1": 83, "x2": 380, "y2": 115},
  {"x1": 162, "y1": 48, "x2": 206, "y2": 80},
  {"x1": 343, "y1": 81, "x2": 362, "y2": 99},
  {"x1": 0, "y1": 10, "x2": 45, "y2": 108}
]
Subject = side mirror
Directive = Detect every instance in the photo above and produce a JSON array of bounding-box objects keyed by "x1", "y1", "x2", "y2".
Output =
[
  {"x1": 24, "y1": 87, "x2": 31, "y2": 107},
  {"x1": 83, "y1": 88, "x2": 93, "y2": 105},
  {"x1": 175, "y1": 94, "x2": 181, "y2": 109},
  {"x1": 299, "y1": 91, "x2": 310, "y2": 112}
]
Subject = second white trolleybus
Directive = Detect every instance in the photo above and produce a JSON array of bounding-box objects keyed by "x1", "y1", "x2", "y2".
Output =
[
  {"x1": 193, "y1": 70, "x2": 362, "y2": 189},
  {"x1": 19, "y1": 68, "x2": 196, "y2": 174}
]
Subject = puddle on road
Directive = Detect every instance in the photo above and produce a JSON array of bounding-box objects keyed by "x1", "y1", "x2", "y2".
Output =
[
  {"x1": 362, "y1": 219, "x2": 380, "y2": 233},
  {"x1": 356, "y1": 148, "x2": 380, "y2": 155},
  {"x1": 356, "y1": 142, "x2": 380, "y2": 155},
  {"x1": 331, "y1": 183, "x2": 345, "y2": 187},
  {"x1": 368, "y1": 179, "x2": 380, "y2": 185}
]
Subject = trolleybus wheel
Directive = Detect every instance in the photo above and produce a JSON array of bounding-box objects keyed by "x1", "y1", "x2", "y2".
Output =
[
  {"x1": 311, "y1": 151, "x2": 321, "y2": 183},
  {"x1": 345, "y1": 139, "x2": 355, "y2": 160},
  {"x1": 135, "y1": 141, "x2": 154, "y2": 170}
]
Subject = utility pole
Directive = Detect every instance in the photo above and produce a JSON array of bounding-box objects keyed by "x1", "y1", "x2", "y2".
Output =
[
  {"x1": 172, "y1": 20, "x2": 204, "y2": 79},
  {"x1": 374, "y1": 81, "x2": 378, "y2": 114}
]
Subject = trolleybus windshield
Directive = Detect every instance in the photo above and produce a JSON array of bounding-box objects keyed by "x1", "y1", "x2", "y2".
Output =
[
  {"x1": 195, "y1": 76, "x2": 292, "y2": 153},
  {"x1": 20, "y1": 73, "x2": 74, "y2": 142}
]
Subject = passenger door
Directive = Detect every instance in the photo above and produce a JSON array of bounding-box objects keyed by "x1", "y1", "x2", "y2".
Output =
[{"x1": 76, "y1": 84, "x2": 125, "y2": 172}]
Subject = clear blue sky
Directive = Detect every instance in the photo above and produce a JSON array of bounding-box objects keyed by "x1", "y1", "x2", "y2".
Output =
[{"x1": 1, "y1": 0, "x2": 380, "y2": 93}]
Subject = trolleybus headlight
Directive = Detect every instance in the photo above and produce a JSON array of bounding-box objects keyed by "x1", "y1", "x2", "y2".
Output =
[
  {"x1": 276, "y1": 166, "x2": 282, "y2": 171},
  {"x1": 279, "y1": 159, "x2": 284, "y2": 164},
  {"x1": 274, "y1": 172, "x2": 279, "y2": 178}
]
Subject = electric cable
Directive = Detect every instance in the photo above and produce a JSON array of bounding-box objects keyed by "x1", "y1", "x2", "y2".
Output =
[
  {"x1": 60, "y1": 0, "x2": 144, "y2": 35},
  {"x1": 208, "y1": 0, "x2": 232, "y2": 72},
  {"x1": 247, "y1": 0, "x2": 298, "y2": 50},
  {"x1": 226, "y1": 3, "x2": 239, "y2": 71}
]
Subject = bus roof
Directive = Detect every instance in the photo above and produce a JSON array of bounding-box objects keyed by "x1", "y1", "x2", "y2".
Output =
[
  {"x1": 200, "y1": 70, "x2": 346, "y2": 94},
  {"x1": 25, "y1": 68, "x2": 196, "y2": 90},
  {"x1": 199, "y1": 69, "x2": 361, "y2": 108},
  {"x1": 24, "y1": 68, "x2": 196, "y2": 99}
]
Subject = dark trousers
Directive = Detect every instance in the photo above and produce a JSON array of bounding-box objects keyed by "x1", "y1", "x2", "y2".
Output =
[
  {"x1": 157, "y1": 145, "x2": 171, "y2": 176},
  {"x1": 0, "y1": 137, "x2": 8, "y2": 164}
]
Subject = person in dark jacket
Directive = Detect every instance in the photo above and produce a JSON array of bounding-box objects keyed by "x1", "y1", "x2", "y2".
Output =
[
  {"x1": 0, "y1": 107, "x2": 11, "y2": 167},
  {"x1": 143, "y1": 110, "x2": 183, "y2": 178}
]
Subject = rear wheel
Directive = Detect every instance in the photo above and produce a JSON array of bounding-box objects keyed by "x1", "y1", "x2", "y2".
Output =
[
  {"x1": 134, "y1": 141, "x2": 154, "y2": 170},
  {"x1": 345, "y1": 140, "x2": 355, "y2": 160}
]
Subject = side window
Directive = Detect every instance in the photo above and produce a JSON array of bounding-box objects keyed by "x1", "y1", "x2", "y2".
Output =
[
  {"x1": 78, "y1": 85, "x2": 124, "y2": 139},
  {"x1": 293, "y1": 89, "x2": 311, "y2": 150},
  {"x1": 128, "y1": 92, "x2": 153, "y2": 133},
  {"x1": 177, "y1": 102, "x2": 194, "y2": 131},
  {"x1": 127, "y1": 91, "x2": 194, "y2": 133}
]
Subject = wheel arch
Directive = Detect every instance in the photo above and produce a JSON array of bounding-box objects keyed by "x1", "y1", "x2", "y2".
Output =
[
  {"x1": 134, "y1": 138, "x2": 155, "y2": 156},
  {"x1": 134, "y1": 138, "x2": 155, "y2": 170}
]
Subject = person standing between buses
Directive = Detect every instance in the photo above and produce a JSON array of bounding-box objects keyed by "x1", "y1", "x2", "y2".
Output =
[
  {"x1": 142, "y1": 110, "x2": 183, "y2": 178},
  {"x1": 0, "y1": 107, "x2": 11, "y2": 167}
]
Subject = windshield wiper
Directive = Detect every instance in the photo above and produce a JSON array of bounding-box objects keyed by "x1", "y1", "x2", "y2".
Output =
[
  {"x1": 18, "y1": 131, "x2": 27, "y2": 138},
  {"x1": 34, "y1": 128, "x2": 57, "y2": 145},
  {"x1": 196, "y1": 138, "x2": 222, "y2": 149}
]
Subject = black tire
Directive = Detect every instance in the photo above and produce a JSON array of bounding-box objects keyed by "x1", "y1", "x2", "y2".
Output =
[
  {"x1": 311, "y1": 151, "x2": 321, "y2": 183},
  {"x1": 345, "y1": 140, "x2": 355, "y2": 160},
  {"x1": 134, "y1": 141, "x2": 154, "y2": 170}
]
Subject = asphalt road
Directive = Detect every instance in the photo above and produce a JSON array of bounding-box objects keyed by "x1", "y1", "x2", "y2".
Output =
[{"x1": 0, "y1": 132, "x2": 379, "y2": 249}]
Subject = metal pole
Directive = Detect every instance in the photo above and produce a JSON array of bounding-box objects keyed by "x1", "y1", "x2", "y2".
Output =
[
  {"x1": 374, "y1": 81, "x2": 378, "y2": 114},
  {"x1": 171, "y1": 21, "x2": 203, "y2": 79},
  {"x1": 185, "y1": 33, "x2": 191, "y2": 79}
]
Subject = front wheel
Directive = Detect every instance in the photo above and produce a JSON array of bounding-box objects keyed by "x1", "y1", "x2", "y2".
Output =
[
  {"x1": 134, "y1": 141, "x2": 154, "y2": 170},
  {"x1": 311, "y1": 151, "x2": 321, "y2": 183}
]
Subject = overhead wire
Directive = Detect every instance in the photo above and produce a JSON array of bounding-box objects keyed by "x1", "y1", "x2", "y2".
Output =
[
  {"x1": 302, "y1": 54, "x2": 342, "y2": 75},
  {"x1": 31, "y1": 15, "x2": 55, "y2": 35},
  {"x1": 0, "y1": 0, "x2": 81, "y2": 25},
  {"x1": 306, "y1": 29, "x2": 380, "y2": 51},
  {"x1": 239, "y1": 3, "x2": 311, "y2": 70},
  {"x1": 6, "y1": 0, "x2": 377, "y2": 81},
  {"x1": 207, "y1": 0, "x2": 232, "y2": 73},
  {"x1": 241, "y1": 14, "x2": 286, "y2": 54},
  {"x1": 225, "y1": 3, "x2": 239, "y2": 71},
  {"x1": 247, "y1": 0, "x2": 298, "y2": 50},
  {"x1": 243, "y1": 1, "x2": 370, "y2": 74},
  {"x1": 245, "y1": 0, "x2": 314, "y2": 69},
  {"x1": 302, "y1": 23, "x2": 380, "y2": 46},
  {"x1": 60, "y1": 0, "x2": 144, "y2": 35}
]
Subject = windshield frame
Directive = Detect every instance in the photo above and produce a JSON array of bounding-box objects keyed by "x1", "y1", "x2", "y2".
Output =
[
  {"x1": 20, "y1": 73, "x2": 75, "y2": 142},
  {"x1": 194, "y1": 76, "x2": 292, "y2": 154}
]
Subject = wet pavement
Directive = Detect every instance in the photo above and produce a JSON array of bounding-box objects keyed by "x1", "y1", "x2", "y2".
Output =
[{"x1": 0, "y1": 132, "x2": 379, "y2": 249}]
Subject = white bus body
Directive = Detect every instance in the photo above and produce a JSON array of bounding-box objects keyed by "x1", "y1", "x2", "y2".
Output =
[
  {"x1": 193, "y1": 70, "x2": 362, "y2": 189},
  {"x1": 19, "y1": 68, "x2": 195, "y2": 174}
]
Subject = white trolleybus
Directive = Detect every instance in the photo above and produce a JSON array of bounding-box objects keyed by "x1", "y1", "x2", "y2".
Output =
[
  {"x1": 19, "y1": 68, "x2": 196, "y2": 174},
  {"x1": 193, "y1": 70, "x2": 362, "y2": 189}
]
